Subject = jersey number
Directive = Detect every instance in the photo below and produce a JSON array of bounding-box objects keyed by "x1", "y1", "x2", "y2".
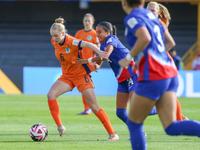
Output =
[
  {"x1": 60, "y1": 53, "x2": 65, "y2": 61},
  {"x1": 154, "y1": 25, "x2": 165, "y2": 52}
]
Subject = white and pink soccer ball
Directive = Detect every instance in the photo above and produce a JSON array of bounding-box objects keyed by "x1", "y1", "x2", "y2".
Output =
[{"x1": 30, "y1": 123, "x2": 48, "y2": 141}]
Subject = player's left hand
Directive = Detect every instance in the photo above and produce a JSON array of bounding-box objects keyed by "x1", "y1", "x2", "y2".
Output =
[
  {"x1": 118, "y1": 58, "x2": 129, "y2": 69},
  {"x1": 75, "y1": 58, "x2": 88, "y2": 66}
]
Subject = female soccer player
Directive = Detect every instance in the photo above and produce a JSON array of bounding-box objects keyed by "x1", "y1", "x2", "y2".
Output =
[
  {"x1": 147, "y1": 1, "x2": 188, "y2": 121},
  {"x1": 76, "y1": 21, "x2": 157, "y2": 127},
  {"x1": 75, "y1": 13, "x2": 100, "y2": 115},
  {"x1": 48, "y1": 17, "x2": 119, "y2": 141},
  {"x1": 119, "y1": 0, "x2": 200, "y2": 149}
]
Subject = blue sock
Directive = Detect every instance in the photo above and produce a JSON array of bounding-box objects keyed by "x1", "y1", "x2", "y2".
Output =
[
  {"x1": 116, "y1": 108, "x2": 128, "y2": 124},
  {"x1": 165, "y1": 120, "x2": 200, "y2": 137},
  {"x1": 148, "y1": 107, "x2": 157, "y2": 116},
  {"x1": 126, "y1": 118, "x2": 147, "y2": 150}
]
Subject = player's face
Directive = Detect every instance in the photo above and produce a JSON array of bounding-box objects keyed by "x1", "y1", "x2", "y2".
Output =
[
  {"x1": 50, "y1": 29, "x2": 65, "y2": 44},
  {"x1": 147, "y1": 4, "x2": 160, "y2": 17},
  {"x1": 83, "y1": 16, "x2": 93, "y2": 30},
  {"x1": 96, "y1": 26, "x2": 109, "y2": 43}
]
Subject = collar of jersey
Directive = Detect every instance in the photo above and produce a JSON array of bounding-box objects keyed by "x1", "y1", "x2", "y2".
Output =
[{"x1": 84, "y1": 29, "x2": 92, "y2": 32}]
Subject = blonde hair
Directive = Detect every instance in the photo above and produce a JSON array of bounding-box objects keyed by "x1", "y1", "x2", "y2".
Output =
[
  {"x1": 148, "y1": 1, "x2": 171, "y2": 26},
  {"x1": 50, "y1": 17, "x2": 67, "y2": 33}
]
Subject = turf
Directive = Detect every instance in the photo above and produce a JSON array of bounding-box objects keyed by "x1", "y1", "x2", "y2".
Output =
[{"x1": 0, "y1": 95, "x2": 199, "y2": 150}]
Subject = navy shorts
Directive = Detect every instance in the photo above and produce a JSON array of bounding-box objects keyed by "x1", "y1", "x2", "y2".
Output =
[
  {"x1": 135, "y1": 76, "x2": 179, "y2": 100},
  {"x1": 117, "y1": 74, "x2": 138, "y2": 93}
]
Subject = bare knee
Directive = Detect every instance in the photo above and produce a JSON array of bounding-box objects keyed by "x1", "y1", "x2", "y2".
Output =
[{"x1": 47, "y1": 91, "x2": 57, "y2": 100}]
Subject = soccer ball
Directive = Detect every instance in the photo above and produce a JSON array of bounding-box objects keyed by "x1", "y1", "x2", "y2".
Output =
[{"x1": 30, "y1": 123, "x2": 48, "y2": 141}]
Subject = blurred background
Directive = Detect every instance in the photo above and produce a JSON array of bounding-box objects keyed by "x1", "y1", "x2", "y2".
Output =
[{"x1": 0, "y1": 0, "x2": 199, "y2": 97}]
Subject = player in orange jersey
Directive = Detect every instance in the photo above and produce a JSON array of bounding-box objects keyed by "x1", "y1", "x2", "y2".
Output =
[
  {"x1": 147, "y1": 1, "x2": 188, "y2": 121},
  {"x1": 75, "y1": 13, "x2": 100, "y2": 115},
  {"x1": 48, "y1": 17, "x2": 119, "y2": 141}
]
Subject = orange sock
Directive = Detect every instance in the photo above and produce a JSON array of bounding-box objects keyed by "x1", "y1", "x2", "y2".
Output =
[
  {"x1": 82, "y1": 95, "x2": 90, "y2": 110},
  {"x1": 176, "y1": 98, "x2": 183, "y2": 121},
  {"x1": 48, "y1": 99, "x2": 63, "y2": 126},
  {"x1": 95, "y1": 108, "x2": 115, "y2": 134}
]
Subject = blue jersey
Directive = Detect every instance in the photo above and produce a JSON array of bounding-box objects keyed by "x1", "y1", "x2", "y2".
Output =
[
  {"x1": 100, "y1": 35, "x2": 135, "y2": 83},
  {"x1": 124, "y1": 7, "x2": 178, "y2": 82}
]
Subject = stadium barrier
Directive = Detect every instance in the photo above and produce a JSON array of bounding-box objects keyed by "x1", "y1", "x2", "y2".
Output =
[
  {"x1": 0, "y1": 66, "x2": 199, "y2": 97},
  {"x1": 23, "y1": 67, "x2": 200, "y2": 97}
]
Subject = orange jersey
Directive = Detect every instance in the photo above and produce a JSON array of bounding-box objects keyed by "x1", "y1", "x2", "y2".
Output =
[
  {"x1": 159, "y1": 19, "x2": 169, "y2": 31},
  {"x1": 51, "y1": 34, "x2": 95, "y2": 78},
  {"x1": 75, "y1": 29, "x2": 99, "y2": 59}
]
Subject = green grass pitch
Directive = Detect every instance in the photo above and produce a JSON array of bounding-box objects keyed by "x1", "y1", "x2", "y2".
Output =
[{"x1": 0, "y1": 95, "x2": 200, "y2": 150}]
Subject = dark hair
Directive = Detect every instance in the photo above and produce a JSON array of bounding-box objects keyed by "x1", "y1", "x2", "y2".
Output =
[
  {"x1": 170, "y1": 48, "x2": 176, "y2": 52},
  {"x1": 126, "y1": 0, "x2": 142, "y2": 7},
  {"x1": 96, "y1": 21, "x2": 117, "y2": 37}
]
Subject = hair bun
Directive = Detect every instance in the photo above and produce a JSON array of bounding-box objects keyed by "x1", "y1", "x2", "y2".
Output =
[{"x1": 55, "y1": 17, "x2": 64, "y2": 24}]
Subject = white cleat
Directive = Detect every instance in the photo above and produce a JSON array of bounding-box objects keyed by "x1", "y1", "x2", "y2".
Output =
[
  {"x1": 57, "y1": 125, "x2": 66, "y2": 137},
  {"x1": 107, "y1": 133, "x2": 119, "y2": 141},
  {"x1": 183, "y1": 116, "x2": 189, "y2": 121}
]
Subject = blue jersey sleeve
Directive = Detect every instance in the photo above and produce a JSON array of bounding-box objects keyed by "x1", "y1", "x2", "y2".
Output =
[
  {"x1": 125, "y1": 16, "x2": 145, "y2": 36},
  {"x1": 105, "y1": 35, "x2": 118, "y2": 48}
]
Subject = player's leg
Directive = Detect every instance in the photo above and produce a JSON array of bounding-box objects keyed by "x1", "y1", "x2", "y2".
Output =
[
  {"x1": 157, "y1": 91, "x2": 200, "y2": 137},
  {"x1": 116, "y1": 77, "x2": 134, "y2": 124},
  {"x1": 176, "y1": 97, "x2": 183, "y2": 121},
  {"x1": 127, "y1": 93, "x2": 156, "y2": 150},
  {"x1": 157, "y1": 76, "x2": 200, "y2": 137},
  {"x1": 176, "y1": 97, "x2": 189, "y2": 121},
  {"x1": 116, "y1": 91, "x2": 130, "y2": 124},
  {"x1": 47, "y1": 79, "x2": 73, "y2": 137},
  {"x1": 76, "y1": 75, "x2": 118, "y2": 140},
  {"x1": 82, "y1": 88, "x2": 119, "y2": 141},
  {"x1": 76, "y1": 95, "x2": 91, "y2": 115}
]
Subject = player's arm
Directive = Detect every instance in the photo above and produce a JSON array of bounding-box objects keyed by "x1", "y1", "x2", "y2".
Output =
[
  {"x1": 164, "y1": 30, "x2": 176, "y2": 51},
  {"x1": 119, "y1": 27, "x2": 151, "y2": 68},
  {"x1": 76, "y1": 44, "x2": 114, "y2": 67},
  {"x1": 80, "y1": 40, "x2": 108, "y2": 59}
]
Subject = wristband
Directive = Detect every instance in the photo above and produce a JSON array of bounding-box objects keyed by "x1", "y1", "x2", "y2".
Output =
[
  {"x1": 125, "y1": 53, "x2": 132, "y2": 61},
  {"x1": 88, "y1": 58, "x2": 93, "y2": 63}
]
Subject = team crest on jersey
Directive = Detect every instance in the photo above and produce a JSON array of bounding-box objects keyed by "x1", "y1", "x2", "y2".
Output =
[
  {"x1": 127, "y1": 17, "x2": 138, "y2": 29},
  {"x1": 65, "y1": 47, "x2": 70, "y2": 53},
  {"x1": 106, "y1": 38, "x2": 112, "y2": 43},
  {"x1": 147, "y1": 12, "x2": 156, "y2": 19},
  {"x1": 72, "y1": 40, "x2": 79, "y2": 46},
  {"x1": 87, "y1": 35, "x2": 92, "y2": 40}
]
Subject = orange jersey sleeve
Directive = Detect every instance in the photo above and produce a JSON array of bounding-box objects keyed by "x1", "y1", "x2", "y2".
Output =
[
  {"x1": 51, "y1": 34, "x2": 95, "y2": 78},
  {"x1": 75, "y1": 29, "x2": 99, "y2": 59}
]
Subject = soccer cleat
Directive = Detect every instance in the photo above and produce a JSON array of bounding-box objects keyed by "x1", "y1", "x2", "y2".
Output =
[
  {"x1": 107, "y1": 133, "x2": 119, "y2": 141},
  {"x1": 183, "y1": 116, "x2": 189, "y2": 121},
  {"x1": 76, "y1": 108, "x2": 92, "y2": 115},
  {"x1": 57, "y1": 125, "x2": 66, "y2": 137}
]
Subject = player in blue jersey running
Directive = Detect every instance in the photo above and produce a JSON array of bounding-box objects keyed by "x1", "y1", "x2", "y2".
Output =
[
  {"x1": 119, "y1": 0, "x2": 200, "y2": 149},
  {"x1": 76, "y1": 21, "x2": 157, "y2": 130}
]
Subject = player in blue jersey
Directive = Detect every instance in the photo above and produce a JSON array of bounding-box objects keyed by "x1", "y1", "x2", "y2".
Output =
[
  {"x1": 76, "y1": 21, "x2": 157, "y2": 130},
  {"x1": 119, "y1": 0, "x2": 200, "y2": 149}
]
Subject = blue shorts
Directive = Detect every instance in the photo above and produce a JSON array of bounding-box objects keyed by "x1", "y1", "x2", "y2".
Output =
[
  {"x1": 135, "y1": 76, "x2": 178, "y2": 100},
  {"x1": 117, "y1": 74, "x2": 138, "y2": 93}
]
